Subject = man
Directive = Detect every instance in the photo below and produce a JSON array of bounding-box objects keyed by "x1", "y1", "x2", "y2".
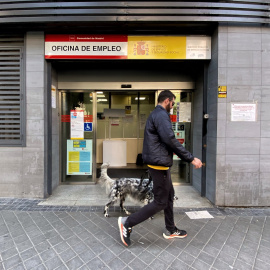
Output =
[{"x1": 118, "y1": 90, "x2": 202, "y2": 247}]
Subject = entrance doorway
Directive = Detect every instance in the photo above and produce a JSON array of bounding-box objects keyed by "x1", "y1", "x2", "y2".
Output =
[{"x1": 60, "y1": 89, "x2": 193, "y2": 184}]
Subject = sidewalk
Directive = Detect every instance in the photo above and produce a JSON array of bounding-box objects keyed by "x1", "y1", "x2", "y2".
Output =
[{"x1": 0, "y1": 198, "x2": 270, "y2": 270}]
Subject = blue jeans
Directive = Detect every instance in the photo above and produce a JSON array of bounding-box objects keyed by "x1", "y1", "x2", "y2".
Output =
[{"x1": 126, "y1": 167, "x2": 175, "y2": 232}]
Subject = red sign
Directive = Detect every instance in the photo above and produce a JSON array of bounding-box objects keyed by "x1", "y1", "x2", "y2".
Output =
[
  {"x1": 61, "y1": 115, "x2": 93, "y2": 123},
  {"x1": 170, "y1": 115, "x2": 177, "y2": 122}
]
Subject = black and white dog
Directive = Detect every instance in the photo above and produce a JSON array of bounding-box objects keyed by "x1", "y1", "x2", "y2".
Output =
[{"x1": 99, "y1": 163, "x2": 154, "y2": 217}]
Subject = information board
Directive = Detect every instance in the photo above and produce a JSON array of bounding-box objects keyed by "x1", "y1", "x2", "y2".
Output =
[
  {"x1": 231, "y1": 103, "x2": 257, "y2": 122},
  {"x1": 67, "y1": 140, "x2": 92, "y2": 175}
]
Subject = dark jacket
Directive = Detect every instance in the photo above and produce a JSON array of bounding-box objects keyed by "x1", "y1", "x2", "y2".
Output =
[{"x1": 142, "y1": 105, "x2": 194, "y2": 167}]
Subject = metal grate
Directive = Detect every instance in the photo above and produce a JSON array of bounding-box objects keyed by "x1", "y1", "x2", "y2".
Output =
[
  {"x1": 0, "y1": 1, "x2": 269, "y2": 24},
  {"x1": 0, "y1": 46, "x2": 25, "y2": 146}
]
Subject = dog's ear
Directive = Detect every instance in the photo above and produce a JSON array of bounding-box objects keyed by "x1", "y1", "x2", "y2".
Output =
[{"x1": 101, "y1": 162, "x2": 110, "y2": 169}]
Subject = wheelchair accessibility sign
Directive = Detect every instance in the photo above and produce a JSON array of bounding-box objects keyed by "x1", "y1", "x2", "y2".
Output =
[{"x1": 84, "y1": 123, "x2": 92, "y2": 132}]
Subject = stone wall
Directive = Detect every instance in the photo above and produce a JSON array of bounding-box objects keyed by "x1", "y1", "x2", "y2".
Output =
[
  {"x1": 0, "y1": 32, "x2": 45, "y2": 198},
  {"x1": 216, "y1": 25, "x2": 270, "y2": 206}
]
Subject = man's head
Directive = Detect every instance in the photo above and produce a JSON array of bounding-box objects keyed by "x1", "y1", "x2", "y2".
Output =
[{"x1": 157, "y1": 90, "x2": 176, "y2": 112}]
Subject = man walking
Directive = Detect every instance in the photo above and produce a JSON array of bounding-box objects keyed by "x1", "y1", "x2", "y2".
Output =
[{"x1": 118, "y1": 90, "x2": 202, "y2": 247}]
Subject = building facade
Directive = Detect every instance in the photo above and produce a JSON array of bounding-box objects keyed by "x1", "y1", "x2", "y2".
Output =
[{"x1": 0, "y1": 1, "x2": 269, "y2": 206}]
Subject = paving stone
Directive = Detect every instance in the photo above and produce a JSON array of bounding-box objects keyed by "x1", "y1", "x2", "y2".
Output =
[
  {"x1": 170, "y1": 258, "x2": 190, "y2": 270},
  {"x1": 129, "y1": 257, "x2": 149, "y2": 270},
  {"x1": 35, "y1": 241, "x2": 52, "y2": 253},
  {"x1": 132, "y1": 249, "x2": 153, "y2": 265},
  {"x1": 72, "y1": 242, "x2": 88, "y2": 255},
  {"x1": 177, "y1": 251, "x2": 195, "y2": 266},
  {"x1": 3, "y1": 254, "x2": 22, "y2": 270},
  {"x1": 53, "y1": 241, "x2": 70, "y2": 254},
  {"x1": 32, "y1": 263, "x2": 47, "y2": 270},
  {"x1": 78, "y1": 249, "x2": 96, "y2": 264},
  {"x1": 212, "y1": 258, "x2": 234, "y2": 270},
  {"x1": 54, "y1": 265, "x2": 68, "y2": 270},
  {"x1": 202, "y1": 244, "x2": 220, "y2": 257},
  {"x1": 106, "y1": 257, "x2": 126, "y2": 270},
  {"x1": 254, "y1": 258, "x2": 270, "y2": 270},
  {"x1": 216, "y1": 250, "x2": 235, "y2": 266},
  {"x1": 86, "y1": 257, "x2": 106, "y2": 270},
  {"x1": 24, "y1": 255, "x2": 42, "y2": 270},
  {"x1": 197, "y1": 251, "x2": 215, "y2": 265},
  {"x1": 146, "y1": 243, "x2": 163, "y2": 256},
  {"x1": 20, "y1": 247, "x2": 38, "y2": 261},
  {"x1": 65, "y1": 256, "x2": 84, "y2": 270},
  {"x1": 1, "y1": 247, "x2": 19, "y2": 260},
  {"x1": 98, "y1": 249, "x2": 116, "y2": 264},
  {"x1": 59, "y1": 248, "x2": 76, "y2": 263},
  {"x1": 233, "y1": 258, "x2": 253, "y2": 270},
  {"x1": 192, "y1": 258, "x2": 211, "y2": 270},
  {"x1": 39, "y1": 248, "x2": 58, "y2": 262},
  {"x1": 184, "y1": 243, "x2": 202, "y2": 257}
]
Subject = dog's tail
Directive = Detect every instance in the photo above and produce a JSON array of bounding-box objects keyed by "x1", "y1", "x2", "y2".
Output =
[{"x1": 99, "y1": 163, "x2": 114, "y2": 194}]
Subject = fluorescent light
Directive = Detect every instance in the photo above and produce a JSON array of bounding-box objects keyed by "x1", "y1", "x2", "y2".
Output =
[
  {"x1": 135, "y1": 97, "x2": 146, "y2": 100},
  {"x1": 97, "y1": 99, "x2": 108, "y2": 102},
  {"x1": 97, "y1": 91, "x2": 103, "y2": 94}
]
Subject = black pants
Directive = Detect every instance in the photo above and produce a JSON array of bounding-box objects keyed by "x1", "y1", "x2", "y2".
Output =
[{"x1": 126, "y1": 167, "x2": 175, "y2": 232}]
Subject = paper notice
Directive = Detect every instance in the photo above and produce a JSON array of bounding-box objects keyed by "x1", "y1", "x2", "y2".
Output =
[{"x1": 185, "y1": 211, "x2": 214, "y2": 219}]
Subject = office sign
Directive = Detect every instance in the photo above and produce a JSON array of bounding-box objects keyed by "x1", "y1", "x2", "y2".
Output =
[
  {"x1": 45, "y1": 35, "x2": 128, "y2": 59},
  {"x1": 128, "y1": 36, "x2": 211, "y2": 59},
  {"x1": 45, "y1": 35, "x2": 211, "y2": 60}
]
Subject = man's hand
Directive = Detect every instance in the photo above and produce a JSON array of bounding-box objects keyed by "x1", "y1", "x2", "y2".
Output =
[{"x1": 191, "y1": 158, "x2": 203, "y2": 169}]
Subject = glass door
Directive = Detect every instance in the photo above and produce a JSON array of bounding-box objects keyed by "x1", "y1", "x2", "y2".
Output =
[
  {"x1": 60, "y1": 91, "x2": 95, "y2": 183},
  {"x1": 96, "y1": 91, "x2": 155, "y2": 167}
]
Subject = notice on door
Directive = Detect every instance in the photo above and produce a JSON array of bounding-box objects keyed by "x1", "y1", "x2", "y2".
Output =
[
  {"x1": 70, "y1": 110, "x2": 84, "y2": 139},
  {"x1": 67, "y1": 140, "x2": 92, "y2": 175},
  {"x1": 178, "y1": 102, "x2": 191, "y2": 122}
]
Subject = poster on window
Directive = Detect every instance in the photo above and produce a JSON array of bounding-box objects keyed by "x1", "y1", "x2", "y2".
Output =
[
  {"x1": 70, "y1": 110, "x2": 84, "y2": 139},
  {"x1": 66, "y1": 140, "x2": 92, "y2": 175}
]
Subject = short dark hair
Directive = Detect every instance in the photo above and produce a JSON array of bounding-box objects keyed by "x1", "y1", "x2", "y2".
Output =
[{"x1": 157, "y1": 90, "x2": 176, "y2": 103}]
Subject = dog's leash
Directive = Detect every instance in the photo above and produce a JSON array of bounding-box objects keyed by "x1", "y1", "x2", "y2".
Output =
[{"x1": 138, "y1": 170, "x2": 152, "y2": 193}]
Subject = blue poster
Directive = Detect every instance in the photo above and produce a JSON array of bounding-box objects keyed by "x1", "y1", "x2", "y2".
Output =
[
  {"x1": 80, "y1": 162, "x2": 91, "y2": 173},
  {"x1": 80, "y1": 151, "x2": 90, "y2": 161}
]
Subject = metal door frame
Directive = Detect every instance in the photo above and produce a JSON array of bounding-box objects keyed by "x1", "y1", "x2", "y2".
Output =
[{"x1": 59, "y1": 90, "x2": 97, "y2": 184}]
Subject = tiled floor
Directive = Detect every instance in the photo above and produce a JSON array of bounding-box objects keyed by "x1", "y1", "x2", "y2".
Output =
[
  {"x1": 0, "y1": 203, "x2": 270, "y2": 270},
  {"x1": 38, "y1": 184, "x2": 214, "y2": 208},
  {"x1": 1, "y1": 185, "x2": 270, "y2": 269}
]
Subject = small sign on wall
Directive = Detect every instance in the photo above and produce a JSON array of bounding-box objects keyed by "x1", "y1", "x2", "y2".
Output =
[
  {"x1": 218, "y1": 86, "x2": 227, "y2": 98},
  {"x1": 231, "y1": 103, "x2": 257, "y2": 122}
]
